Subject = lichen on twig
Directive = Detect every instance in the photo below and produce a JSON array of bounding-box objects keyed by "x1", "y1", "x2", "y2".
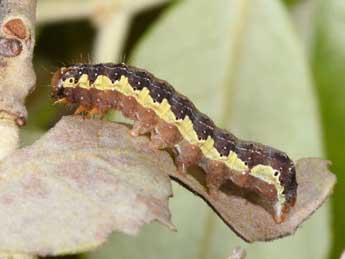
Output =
[
  {"x1": 0, "y1": 0, "x2": 36, "y2": 256},
  {"x1": 0, "y1": 0, "x2": 36, "y2": 159}
]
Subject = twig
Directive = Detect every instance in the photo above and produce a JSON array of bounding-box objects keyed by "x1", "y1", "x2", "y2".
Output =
[
  {"x1": 0, "y1": 252, "x2": 37, "y2": 259},
  {"x1": 0, "y1": 0, "x2": 36, "y2": 160},
  {"x1": 0, "y1": 0, "x2": 36, "y2": 257}
]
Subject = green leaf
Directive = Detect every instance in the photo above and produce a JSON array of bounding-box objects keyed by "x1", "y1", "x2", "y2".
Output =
[
  {"x1": 312, "y1": 0, "x2": 345, "y2": 258},
  {"x1": 86, "y1": 0, "x2": 331, "y2": 258}
]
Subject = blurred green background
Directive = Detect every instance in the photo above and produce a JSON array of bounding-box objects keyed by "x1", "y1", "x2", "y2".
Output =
[{"x1": 29, "y1": 0, "x2": 344, "y2": 258}]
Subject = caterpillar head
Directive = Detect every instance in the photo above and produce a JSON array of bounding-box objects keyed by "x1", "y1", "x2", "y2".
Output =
[{"x1": 51, "y1": 67, "x2": 79, "y2": 101}]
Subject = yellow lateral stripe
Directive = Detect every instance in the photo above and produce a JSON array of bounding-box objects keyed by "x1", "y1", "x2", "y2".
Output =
[
  {"x1": 89, "y1": 74, "x2": 249, "y2": 173},
  {"x1": 200, "y1": 136, "x2": 215, "y2": 154},
  {"x1": 138, "y1": 87, "x2": 150, "y2": 103},
  {"x1": 176, "y1": 117, "x2": 198, "y2": 144}
]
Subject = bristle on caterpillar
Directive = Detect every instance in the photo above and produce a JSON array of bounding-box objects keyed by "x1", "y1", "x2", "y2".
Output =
[{"x1": 51, "y1": 63, "x2": 297, "y2": 223}]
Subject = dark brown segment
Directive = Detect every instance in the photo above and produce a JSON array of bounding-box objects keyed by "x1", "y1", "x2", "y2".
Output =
[
  {"x1": 75, "y1": 64, "x2": 88, "y2": 80},
  {"x1": 127, "y1": 70, "x2": 151, "y2": 91},
  {"x1": 192, "y1": 113, "x2": 215, "y2": 140},
  {"x1": 213, "y1": 128, "x2": 238, "y2": 157},
  {"x1": 236, "y1": 142, "x2": 258, "y2": 168},
  {"x1": 170, "y1": 94, "x2": 194, "y2": 120},
  {"x1": 148, "y1": 80, "x2": 174, "y2": 103},
  {"x1": 107, "y1": 63, "x2": 128, "y2": 82},
  {"x1": 87, "y1": 64, "x2": 104, "y2": 83}
]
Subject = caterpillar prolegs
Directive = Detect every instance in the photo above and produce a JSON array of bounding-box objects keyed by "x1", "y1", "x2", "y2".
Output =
[{"x1": 51, "y1": 63, "x2": 297, "y2": 223}]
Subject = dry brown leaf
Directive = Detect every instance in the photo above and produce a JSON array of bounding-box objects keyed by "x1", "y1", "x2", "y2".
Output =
[
  {"x1": 0, "y1": 116, "x2": 175, "y2": 256},
  {"x1": 171, "y1": 158, "x2": 336, "y2": 242},
  {"x1": 0, "y1": 116, "x2": 336, "y2": 256}
]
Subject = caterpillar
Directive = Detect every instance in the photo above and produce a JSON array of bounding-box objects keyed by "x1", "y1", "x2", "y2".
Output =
[{"x1": 51, "y1": 63, "x2": 297, "y2": 223}]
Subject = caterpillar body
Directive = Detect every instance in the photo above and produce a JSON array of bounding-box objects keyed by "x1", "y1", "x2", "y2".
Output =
[{"x1": 51, "y1": 63, "x2": 297, "y2": 223}]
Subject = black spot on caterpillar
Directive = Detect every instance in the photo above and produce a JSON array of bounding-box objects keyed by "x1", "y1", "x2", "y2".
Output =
[{"x1": 51, "y1": 63, "x2": 297, "y2": 223}]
